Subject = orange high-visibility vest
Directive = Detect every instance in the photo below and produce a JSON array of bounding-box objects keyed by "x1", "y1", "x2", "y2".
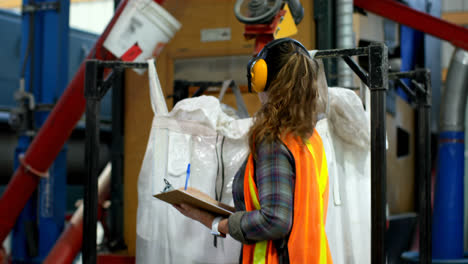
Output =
[{"x1": 242, "y1": 130, "x2": 332, "y2": 264}]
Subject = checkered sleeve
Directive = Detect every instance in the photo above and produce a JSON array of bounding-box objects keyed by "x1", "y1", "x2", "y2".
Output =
[{"x1": 239, "y1": 139, "x2": 295, "y2": 242}]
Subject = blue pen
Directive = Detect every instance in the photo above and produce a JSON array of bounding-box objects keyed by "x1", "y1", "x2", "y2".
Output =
[{"x1": 184, "y1": 163, "x2": 191, "y2": 190}]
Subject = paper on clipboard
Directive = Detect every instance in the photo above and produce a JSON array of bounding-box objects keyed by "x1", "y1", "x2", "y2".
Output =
[{"x1": 154, "y1": 187, "x2": 235, "y2": 216}]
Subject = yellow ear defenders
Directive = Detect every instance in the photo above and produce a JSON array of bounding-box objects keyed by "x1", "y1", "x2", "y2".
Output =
[{"x1": 247, "y1": 38, "x2": 311, "y2": 93}]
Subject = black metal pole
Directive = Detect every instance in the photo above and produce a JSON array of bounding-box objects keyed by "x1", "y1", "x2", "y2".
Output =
[
  {"x1": 315, "y1": 46, "x2": 368, "y2": 58},
  {"x1": 109, "y1": 69, "x2": 126, "y2": 250},
  {"x1": 418, "y1": 70, "x2": 432, "y2": 264},
  {"x1": 82, "y1": 59, "x2": 148, "y2": 262},
  {"x1": 368, "y1": 43, "x2": 388, "y2": 264},
  {"x1": 342, "y1": 56, "x2": 369, "y2": 86},
  {"x1": 314, "y1": 0, "x2": 337, "y2": 86},
  {"x1": 84, "y1": 60, "x2": 100, "y2": 264}
]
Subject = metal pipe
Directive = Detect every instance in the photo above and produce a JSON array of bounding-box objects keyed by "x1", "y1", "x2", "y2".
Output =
[
  {"x1": 394, "y1": 79, "x2": 416, "y2": 98},
  {"x1": 416, "y1": 70, "x2": 432, "y2": 264},
  {"x1": 82, "y1": 60, "x2": 148, "y2": 263},
  {"x1": 43, "y1": 163, "x2": 112, "y2": 264},
  {"x1": 433, "y1": 48, "x2": 468, "y2": 259},
  {"x1": 368, "y1": 43, "x2": 388, "y2": 264},
  {"x1": 439, "y1": 49, "x2": 468, "y2": 132},
  {"x1": 418, "y1": 106, "x2": 432, "y2": 264},
  {"x1": 84, "y1": 60, "x2": 100, "y2": 264},
  {"x1": 388, "y1": 69, "x2": 433, "y2": 263},
  {"x1": 371, "y1": 90, "x2": 386, "y2": 264},
  {"x1": 314, "y1": 0, "x2": 336, "y2": 85},
  {"x1": 314, "y1": 47, "x2": 368, "y2": 59},
  {"x1": 343, "y1": 56, "x2": 368, "y2": 86},
  {"x1": 354, "y1": 0, "x2": 468, "y2": 51},
  {"x1": 336, "y1": 0, "x2": 354, "y2": 88},
  {"x1": 109, "y1": 69, "x2": 125, "y2": 250},
  {"x1": 389, "y1": 70, "x2": 427, "y2": 80}
]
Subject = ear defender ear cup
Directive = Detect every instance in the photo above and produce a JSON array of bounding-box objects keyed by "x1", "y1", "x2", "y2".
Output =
[
  {"x1": 246, "y1": 38, "x2": 310, "y2": 93},
  {"x1": 250, "y1": 59, "x2": 268, "y2": 93}
]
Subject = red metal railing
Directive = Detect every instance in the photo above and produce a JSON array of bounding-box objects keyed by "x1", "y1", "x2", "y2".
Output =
[
  {"x1": 0, "y1": 0, "x2": 164, "y2": 249},
  {"x1": 355, "y1": 0, "x2": 468, "y2": 51}
]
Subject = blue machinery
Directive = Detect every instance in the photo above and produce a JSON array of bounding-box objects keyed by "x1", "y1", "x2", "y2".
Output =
[
  {"x1": 0, "y1": 7, "x2": 114, "y2": 262},
  {"x1": 12, "y1": 0, "x2": 69, "y2": 262},
  {"x1": 433, "y1": 49, "x2": 468, "y2": 260}
]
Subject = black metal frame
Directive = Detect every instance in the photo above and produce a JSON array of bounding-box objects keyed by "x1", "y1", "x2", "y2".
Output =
[
  {"x1": 83, "y1": 44, "x2": 432, "y2": 264},
  {"x1": 109, "y1": 65, "x2": 127, "y2": 251},
  {"x1": 313, "y1": 0, "x2": 337, "y2": 86},
  {"x1": 83, "y1": 60, "x2": 148, "y2": 264},
  {"x1": 315, "y1": 44, "x2": 432, "y2": 263},
  {"x1": 315, "y1": 42, "x2": 389, "y2": 264},
  {"x1": 172, "y1": 80, "x2": 224, "y2": 106},
  {"x1": 388, "y1": 69, "x2": 432, "y2": 264}
]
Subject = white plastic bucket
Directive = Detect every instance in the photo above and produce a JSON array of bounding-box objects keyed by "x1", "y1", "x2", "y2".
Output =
[
  {"x1": 103, "y1": 0, "x2": 181, "y2": 67},
  {"x1": 138, "y1": 0, "x2": 180, "y2": 39}
]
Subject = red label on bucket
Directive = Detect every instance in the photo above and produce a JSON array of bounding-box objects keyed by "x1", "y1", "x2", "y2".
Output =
[{"x1": 121, "y1": 43, "x2": 142, "y2": 61}]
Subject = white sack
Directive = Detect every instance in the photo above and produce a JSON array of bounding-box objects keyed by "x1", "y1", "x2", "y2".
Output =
[
  {"x1": 321, "y1": 87, "x2": 371, "y2": 264},
  {"x1": 136, "y1": 61, "x2": 249, "y2": 263}
]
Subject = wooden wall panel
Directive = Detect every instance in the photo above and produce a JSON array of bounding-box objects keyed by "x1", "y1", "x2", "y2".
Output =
[
  {"x1": 163, "y1": 0, "x2": 315, "y2": 59},
  {"x1": 221, "y1": 93, "x2": 261, "y2": 116},
  {"x1": 386, "y1": 97, "x2": 415, "y2": 214},
  {"x1": 442, "y1": 11, "x2": 468, "y2": 26},
  {"x1": 123, "y1": 70, "x2": 152, "y2": 255},
  {"x1": 124, "y1": 0, "x2": 315, "y2": 255}
]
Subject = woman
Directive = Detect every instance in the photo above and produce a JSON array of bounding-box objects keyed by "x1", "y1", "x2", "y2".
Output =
[{"x1": 174, "y1": 38, "x2": 332, "y2": 264}]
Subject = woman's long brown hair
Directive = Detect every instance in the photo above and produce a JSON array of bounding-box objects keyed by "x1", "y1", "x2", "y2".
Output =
[{"x1": 248, "y1": 42, "x2": 320, "y2": 156}]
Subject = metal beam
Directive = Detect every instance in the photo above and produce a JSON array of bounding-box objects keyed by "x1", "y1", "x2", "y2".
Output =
[
  {"x1": 416, "y1": 70, "x2": 432, "y2": 264},
  {"x1": 354, "y1": 0, "x2": 468, "y2": 51},
  {"x1": 343, "y1": 56, "x2": 369, "y2": 86},
  {"x1": 314, "y1": 47, "x2": 368, "y2": 59},
  {"x1": 368, "y1": 42, "x2": 388, "y2": 264},
  {"x1": 109, "y1": 68, "x2": 126, "y2": 251},
  {"x1": 83, "y1": 59, "x2": 148, "y2": 264}
]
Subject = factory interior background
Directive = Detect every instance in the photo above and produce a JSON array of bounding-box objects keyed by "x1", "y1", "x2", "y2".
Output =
[{"x1": 0, "y1": 0, "x2": 467, "y2": 263}]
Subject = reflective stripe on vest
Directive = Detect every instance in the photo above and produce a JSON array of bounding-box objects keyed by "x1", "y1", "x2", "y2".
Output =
[
  {"x1": 242, "y1": 130, "x2": 332, "y2": 264},
  {"x1": 305, "y1": 139, "x2": 329, "y2": 264},
  {"x1": 248, "y1": 173, "x2": 268, "y2": 264}
]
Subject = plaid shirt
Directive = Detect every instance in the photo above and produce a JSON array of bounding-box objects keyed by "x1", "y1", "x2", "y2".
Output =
[{"x1": 228, "y1": 139, "x2": 295, "y2": 244}]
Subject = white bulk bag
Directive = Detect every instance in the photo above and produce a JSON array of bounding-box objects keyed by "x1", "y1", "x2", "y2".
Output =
[
  {"x1": 320, "y1": 87, "x2": 371, "y2": 264},
  {"x1": 136, "y1": 60, "x2": 248, "y2": 263}
]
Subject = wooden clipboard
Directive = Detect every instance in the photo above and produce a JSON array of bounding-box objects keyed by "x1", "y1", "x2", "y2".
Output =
[{"x1": 153, "y1": 187, "x2": 235, "y2": 216}]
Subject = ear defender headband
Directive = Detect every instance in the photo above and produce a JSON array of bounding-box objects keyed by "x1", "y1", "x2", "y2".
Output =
[{"x1": 247, "y1": 38, "x2": 311, "y2": 93}]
